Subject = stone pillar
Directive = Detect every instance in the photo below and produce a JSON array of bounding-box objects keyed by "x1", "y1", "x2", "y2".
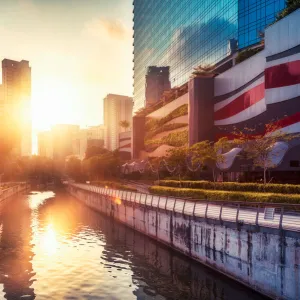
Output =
[
  {"x1": 132, "y1": 115, "x2": 146, "y2": 159},
  {"x1": 188, "y1": 77, "x2": 215, "y2": 146}
]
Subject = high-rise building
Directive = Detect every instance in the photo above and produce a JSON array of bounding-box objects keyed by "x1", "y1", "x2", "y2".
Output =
[
  {"x1": 51, "y1": 124, "x2": 79, "y2": 162},
  {"x1": 238, "y1": 0, "x2": 286, "y2": 49},
  {"x1": 0, "y1": 85, "x2": 4, "y2": 118},
  {"x1": 133, "y1": 0, "x2": 285, "y2": 112},
  {"x1": 1, "y1": 59, "x2": 32, "y2": 156},
  {"x1": 72, "y1": 125, "x2": 105, "y2": 159},
  {"x1": 104, "y1": 94, "x2": 133, "y2": 151},
  {"x1": 145, "y1": 66, "x2": 171, "y2": 107},
  {"x1": 38, "y1": 131, "x2": 53, "y2": 158}
]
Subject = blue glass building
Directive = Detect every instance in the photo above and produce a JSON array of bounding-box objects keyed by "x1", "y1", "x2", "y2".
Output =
[
  {"x1": 133, "y1": 0, "x2": 286, "y2": 112},
  {"x1": 238, "y1": 0, "x2": 286, "y2": 48}
]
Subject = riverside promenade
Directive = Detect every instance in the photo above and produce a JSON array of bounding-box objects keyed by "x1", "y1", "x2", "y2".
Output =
[{"x1": 68, "y1": 182, "x2": 300, "y2": 300}]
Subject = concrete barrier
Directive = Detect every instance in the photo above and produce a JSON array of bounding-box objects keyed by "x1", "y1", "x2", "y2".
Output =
[
  {"x1": 67, "y1": 183, "x2": 300, "y2": 300},
  {"x1": 0, "y1": 183, "x2": 30, "y2": 204}
]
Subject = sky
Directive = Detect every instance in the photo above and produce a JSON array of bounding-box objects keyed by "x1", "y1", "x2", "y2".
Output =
[{"x1": 0, "y1": 0, "x2": 133, "y2": 135}]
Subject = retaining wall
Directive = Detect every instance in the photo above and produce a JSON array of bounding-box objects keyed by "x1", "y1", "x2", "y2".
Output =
[
  {"x1": 0, "y1": 183, "x2": 29, "y2": 204},
  {"x1": 68, "y1": 184, "x2": 300, "y2": 300}
]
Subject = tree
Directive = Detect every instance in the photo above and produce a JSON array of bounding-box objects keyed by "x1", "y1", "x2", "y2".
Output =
[
  {"x1": 233, "y1": 122, "x2": 298, "y2": 184},
  {"x1": 190, "y1": 138, "x2": 231, "y2": 182},
  {"x1": 85, "y1": 146, "x2": 108, "y2": 160},
  {"x1": 276, "y1": 0, "x2": 300, "y2": 21},
  {"x1": 66, "y1": 156, "x2": 82, "y2": 182},
  {"x1": 165, "y1": 146, "x2": 189, "y2": 185},
  {"x1": 119, "y1": 120, "x2": 130, "y2": 132},
  {"x1": 147, "y1": 157, "x2": 164, "y2": 183},
  {"x1": 84, "y1": 150, "x2": 120, "y2": 180}
]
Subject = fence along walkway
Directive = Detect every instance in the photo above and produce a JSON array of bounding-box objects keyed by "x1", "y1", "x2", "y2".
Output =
[{"x1": 71, "y1": 183, "x2": 300, "y2": 233}]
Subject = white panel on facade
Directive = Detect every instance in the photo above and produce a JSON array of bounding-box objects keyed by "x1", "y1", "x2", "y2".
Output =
[
  {"x1": 265, "y1": 9, "x2": 300, "y2": 56},
  {"x1": 214, "y1": 50, "x2": 266, "y2": 97}
]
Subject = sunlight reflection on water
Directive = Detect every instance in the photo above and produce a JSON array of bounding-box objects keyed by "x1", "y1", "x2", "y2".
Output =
[{"x1": 0, "y1": 190, "x2": 267, "y2": 300}]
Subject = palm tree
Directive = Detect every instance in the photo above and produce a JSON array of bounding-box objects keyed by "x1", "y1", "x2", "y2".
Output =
[{"x1": 119, "y1": 120, "x2": 130, "y2": 132}]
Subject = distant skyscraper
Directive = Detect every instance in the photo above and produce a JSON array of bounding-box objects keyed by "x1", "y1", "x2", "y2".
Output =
[
  {"x1": 145, "y1": 66, "x2": 171, "y2": 107},
  {"x1": 1, "y1": 59, "x2": 32, "y2": 156},
  {"x1": 104, "y1": 94, "x2": 133, "y2": 151},
  {"x1": 51, "y1": 124, "x2": 79, "y2": 161},
  {"x1": 72, "y1": 125, "x2": 105, "y2": 159},
  {"x1": 38, "y1": 131, "x2": 53, "y2": 158}
]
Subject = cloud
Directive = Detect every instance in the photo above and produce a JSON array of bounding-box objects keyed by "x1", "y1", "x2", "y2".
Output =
[
  {"x1": 170, "y1": 18, "x2": 237, "y2": 66},
  {"x1": 83, "y1": 18, "x2": 132, "y2": 40}
]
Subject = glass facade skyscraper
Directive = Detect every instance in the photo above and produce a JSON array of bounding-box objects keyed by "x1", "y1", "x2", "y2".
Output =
[
  {"x1": 238, "y1": 0, "x2": 285, "y2": 49},
  {"x1": 133, "y1": 0, "x2": 286, "y2": 112}
]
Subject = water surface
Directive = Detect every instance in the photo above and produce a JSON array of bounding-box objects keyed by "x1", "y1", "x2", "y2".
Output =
[{"x1": 0, "y1": 190, "x2": 267, "y2": 299}]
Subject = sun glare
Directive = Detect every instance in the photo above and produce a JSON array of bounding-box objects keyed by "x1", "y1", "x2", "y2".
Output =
[
  {"x1": 32, "y1": 78, "x2": 81, "y2": 130},
  {"x1": 41, "y1": 224, "x2": 58, "y2": 256}
]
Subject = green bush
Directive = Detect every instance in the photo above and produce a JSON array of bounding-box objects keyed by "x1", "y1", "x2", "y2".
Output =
[
  {"x1": 236, "y1": 48, "x2": 263, "y2": 64},
  {"x1": 145, "y1": 130, "x2": 188, "y2": 152},
  {"x1": 156, "y1": 180, "x2": 300, "y2": 194},
  {"x1": 149, "y1": 186, "x2": 300, "y2": 204},
  {"x1": 92, "y1": 181, "x2": 137, "y2": 192},
  {"x1": 276, "y1": 0, "x2": 300, "y2": 21},
  {"x1": 145, "y1": 104, "x2": 188, "y2": 132},
  {"x1": 145, "y1": 123, "x2": 187, "y2": 140},
  {"x1": 159, "y1": 104, "x2": 188, "y2": 126}
]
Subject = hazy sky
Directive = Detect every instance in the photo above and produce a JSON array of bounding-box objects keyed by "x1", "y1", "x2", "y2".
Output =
[{"x1": 0, "y1": 0, "x2": 133, "y2": 133}]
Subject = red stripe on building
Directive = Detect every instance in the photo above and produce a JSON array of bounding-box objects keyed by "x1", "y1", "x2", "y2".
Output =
[
  {"x1": 265, "y1": 60, "x2": 300, "y2": 89},
  {"x1": 119, "y1": 143, "x2": 131, "y2": 149},
  {"x1": 216, "y1": 112, "x2": 300, "y2": 140},
  {"x1": 214, "y1": 83, "x2": 265, "y2": 121}
]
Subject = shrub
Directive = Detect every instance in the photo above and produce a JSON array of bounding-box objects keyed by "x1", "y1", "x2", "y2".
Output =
[
  {"x1": 159, "y1": 104, "x2": 188, "y2": 126},
  {"x1": 156, "y1": 180, "x2": 300, "y2": 194},
  {"x1": 276, "y1": 0, "x2": 300, "y2": 21},
  {"x1": 145, "y1": 130, "x2": 189, "y2": 152},
  {"x1": 236, "y1": 47, "x2": 263, "y2": 64},
  {"x1": 92, "y1": 180, "x2": 137, "y2": 192},
  {"x1": 145, "y1": 123, "x2": 187, "y2": 140},
  {"x1": 149, "y1": 186, "x2": 300, "y2": 204}
]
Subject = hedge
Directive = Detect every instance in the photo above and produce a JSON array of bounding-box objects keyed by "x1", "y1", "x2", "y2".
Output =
[
  {"x1": 156, "y1": 180, "x2": 300, "y2": 195},
  {"x1": 145, "y1": 104, "x2": 188, "y2": 132},
  {"x1": 91, "y1": 181, "x2": 137, "y2": 192},
  {"x1": 145, "y1": 123, "x2": 187, "y2": 141},
  {"x1": 149, "y1": 186, "x2": 300, "y2": 204},
  {"x1": 145, "y1": 130, "x2": 188, "y2": 152}
]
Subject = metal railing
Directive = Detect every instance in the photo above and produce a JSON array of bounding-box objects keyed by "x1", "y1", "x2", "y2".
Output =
[{"x1": 69, "y1": 183, "x2": 300, "y2": 233}]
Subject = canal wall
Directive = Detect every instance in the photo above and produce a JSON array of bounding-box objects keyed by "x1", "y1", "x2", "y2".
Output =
[
  {"x1": 0, "y1": 183, "x2": 30, "y2": 205},
  {"x1": 67, "y1": 184, "x2": 300, "y2": 300}
]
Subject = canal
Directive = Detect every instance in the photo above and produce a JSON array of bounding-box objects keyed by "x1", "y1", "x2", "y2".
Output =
[{"x1": 0, "y1": 190, "x2": 267, "y2": 300}]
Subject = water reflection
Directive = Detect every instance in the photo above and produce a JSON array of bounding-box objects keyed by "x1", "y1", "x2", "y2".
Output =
[{"x1": 0, "y1": 191, "x2": 267, "y2": 300}]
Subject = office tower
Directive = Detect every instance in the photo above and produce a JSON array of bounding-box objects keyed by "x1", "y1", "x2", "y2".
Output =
[
  {"x1": 38, "y1": 131, "x2": 53, "y2": 158},
  {"x1": 51, "y1": 124, "x2": 80, "y2": 162},
  {"x1": 104, "y1": 94, "x2": 133, "y2": 151},
  {"x1": 133, "y1": 0, "x2": 285, "y2": 112},
  {"x1": 145, "y1": 66, "x2": 171, "y2": 107},
  {"x1": 1, "y1": 59, "x2": 32, "y2": 156},
  {"x1": 72, "y1": 125, "x2": 105, "y2": 160}
]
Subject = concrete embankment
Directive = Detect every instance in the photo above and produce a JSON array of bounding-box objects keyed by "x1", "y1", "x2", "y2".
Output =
[
  {"x1": 67, "y1": 184, "x2": 300, "y2": 300},
  {"x1": 0, "y1": 183, "x2": 30, "y2": 205}
]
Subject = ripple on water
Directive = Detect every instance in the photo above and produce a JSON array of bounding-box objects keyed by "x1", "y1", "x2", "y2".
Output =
[{"x1": 0, "y1": 191, "x2": 268, "y2": 300}]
